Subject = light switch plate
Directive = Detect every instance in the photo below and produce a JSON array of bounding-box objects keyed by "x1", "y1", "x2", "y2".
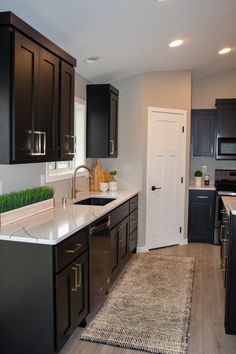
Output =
[
  {"x1": 202, "y1": 165, "x2": 207, "y2": 173},
  {"x1": 0, "y1": 180, "x2": 2, "y2": 195}
]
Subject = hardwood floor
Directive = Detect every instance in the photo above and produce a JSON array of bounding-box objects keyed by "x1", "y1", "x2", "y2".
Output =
[{"x1": 60, "y1": 244, "x2": 236, "y2": 354}]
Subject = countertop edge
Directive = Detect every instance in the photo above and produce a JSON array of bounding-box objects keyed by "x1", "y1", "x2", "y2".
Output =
[{"x1": 0, "y1": 190, "x2": 139, "y2": 245}]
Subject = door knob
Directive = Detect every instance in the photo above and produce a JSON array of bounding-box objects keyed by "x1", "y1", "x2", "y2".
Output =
[{"x1": 151, "y1": 186, "x2": 162, "y2": 191}]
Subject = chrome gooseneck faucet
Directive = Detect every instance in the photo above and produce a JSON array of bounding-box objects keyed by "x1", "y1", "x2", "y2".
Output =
[{"x1": 72, "y1": 165, "x2": 92, "y2": 199}]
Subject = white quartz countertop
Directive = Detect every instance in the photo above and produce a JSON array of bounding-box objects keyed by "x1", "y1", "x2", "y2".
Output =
[
  {"x1": 189, "y1": 184, "x2": 216, "y2": 191},
  {"x1": 222, "y1": 196, "x2": 236, "y2": 216},
  {"x1": 0, "y1": 190, "x2": 138, "y2": 245}
]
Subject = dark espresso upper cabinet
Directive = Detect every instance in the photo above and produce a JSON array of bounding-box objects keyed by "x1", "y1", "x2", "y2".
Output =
[
  {"x1": 59, "y1": 62, "x2": 75, "y2": 160},
  {"x1": 86, "y1": 84, "x2": 119, "y2": 158},
  {"x1": 0, "y1": 11, "x2": 76, "y2": 164},
  {"x1": 191, "y1": 109, "x2": 216, "y2": 158},
  {"x1": 216, "y1": 99, "x2": 236, "y2": 135},
  {"x1": 215, "y1": 99, "x2": 236, "y2": 160}
]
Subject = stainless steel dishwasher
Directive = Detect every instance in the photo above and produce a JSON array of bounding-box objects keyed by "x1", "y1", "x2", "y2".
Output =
[{"x1": 90, "y1": 215, "x2": 111, "y2": 312}]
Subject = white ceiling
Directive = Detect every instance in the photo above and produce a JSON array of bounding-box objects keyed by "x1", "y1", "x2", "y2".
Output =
[{"x1": 1, "y1": 0, "x2": 236, "y2": 83}]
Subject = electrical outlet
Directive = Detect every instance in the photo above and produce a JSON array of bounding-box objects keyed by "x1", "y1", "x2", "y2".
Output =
[
  {"x1": 40, "y1": 175, "x2": 45, "y2": 186},
  {"x1": 202, "y1": 165, "x2": 207, "y2": 173},
  {"x1": 0, "y1": 181, "x2": 2, "y2": 195}
]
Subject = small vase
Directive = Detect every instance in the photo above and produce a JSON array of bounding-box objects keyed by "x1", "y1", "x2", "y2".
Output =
[{"x1": 195, "y1": 176, "x2": 202, "y2": 187}]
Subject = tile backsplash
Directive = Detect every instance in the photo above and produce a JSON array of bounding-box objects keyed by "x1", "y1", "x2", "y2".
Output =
[{"x1": 190, "y1": 157, "x2": 236, "y2": 184}]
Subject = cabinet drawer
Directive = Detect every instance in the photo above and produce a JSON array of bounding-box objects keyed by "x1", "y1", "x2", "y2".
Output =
[
  {"x1": 130, "y1": 229, "x2": 138, "y2": 253},
  {"x1": 54, "y1": 227, "x2": 89, "y2": 273},
  {"x1": 130, "y1": 209, "x2": 138, "y2": 234},
  {"x1": 130, "y1": 195, "x2": 138, "y2": 212},
  {"x1": 190, "y1": 190, "x2": 215, "y2": 202},
  {"x1": 110, "y1": 201, "x2": 129, "y2": 228}
]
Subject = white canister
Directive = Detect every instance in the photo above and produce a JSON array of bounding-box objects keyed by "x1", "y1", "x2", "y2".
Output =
[
  {"x1": 99, "y1": 182, "x2": 108, "y2": 192},
  {"x1": 108, "y1": 181, "x2": 118, "y2": 191}
]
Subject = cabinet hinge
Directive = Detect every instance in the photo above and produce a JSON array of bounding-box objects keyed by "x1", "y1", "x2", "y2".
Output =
[
  {"x1": 181, "y1": 177, "x2": 183, "y2": 184},
  {"x1": 182, "y1": 126, "x2": 184, "y2": 133},
  {"x1": 179, "y1": 226, "x2": 182, "y2": 233}
]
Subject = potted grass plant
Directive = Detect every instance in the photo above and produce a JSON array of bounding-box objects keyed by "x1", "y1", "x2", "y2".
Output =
[
  {"x1": 0, "y1": 186, "x2": 54, "y2": 226},
  {"x1": 194, "y1": 170, "x2": 203, "y2": 187}
]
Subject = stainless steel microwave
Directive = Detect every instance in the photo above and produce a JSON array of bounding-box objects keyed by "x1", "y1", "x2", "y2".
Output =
[{"x1": 216, "y1": 137, "x2": 236, "y2": 159}]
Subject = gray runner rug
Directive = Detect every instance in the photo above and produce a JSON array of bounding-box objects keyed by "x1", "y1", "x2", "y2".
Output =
[{"x1": 81, "y1": 254, "x2": 195, "y2": 354}]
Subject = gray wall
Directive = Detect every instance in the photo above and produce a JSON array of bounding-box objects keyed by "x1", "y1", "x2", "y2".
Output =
[
  {"x1": 0, "y1": 72, "x2": 89, "y2": 195},
  {"x1": 190, "y1": 67, "x2": 236, "y2": 183},
  {"x1": 103, "y1": 71, "x2": 192, "y2": 247}
]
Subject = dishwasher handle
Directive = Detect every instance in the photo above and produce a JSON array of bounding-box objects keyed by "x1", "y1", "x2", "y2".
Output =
[{"x1": 90, "y1": 216, "x2": 111, "y2": 235}]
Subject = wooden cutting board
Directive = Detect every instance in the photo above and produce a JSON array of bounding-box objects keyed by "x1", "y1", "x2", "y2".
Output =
[{"x1": 91, "y1": 159, "x2": 105, "y2": 191}]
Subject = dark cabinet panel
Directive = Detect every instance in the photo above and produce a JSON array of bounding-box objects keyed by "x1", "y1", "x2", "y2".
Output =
[
  {"x1": 188, "y1": 190, "x2": 215, "y2": 243},
  {"x1": 86, "y1": 84, "x2": 118, "y2": 158},
  {"x1": 111, "y1": 226, "x2": 119, "y2": 275},
  {"x1": 38, "y1": 49, "x2": 59, "y2": 161},
  {"x1": 59, "y1": 61, "x2": 75, "y2": 160},
  {"x1": 216, "y1": 99, "x2": 236, "y2": 135},
  {"x1": 225, "y1": 214, "x2": 236, "y2": 334},
  {"x1": 13, "y1": 30, "x2": 39, "y2": 162},
  {"x1": 0, "y1": 13, "x2": 76, "y2": 164},
  {"x1": 215, "y1": 99, "x2": 236, "y2": 160},
  {"x1": 55, "y1": 250, "x2": 89, "y2": 352},
  {"x1": 191, "y1": 109, "x2": 216, "y2": 158},
  {"x1": 118, "y1": 216, "x2": 129, "y2": 266}
]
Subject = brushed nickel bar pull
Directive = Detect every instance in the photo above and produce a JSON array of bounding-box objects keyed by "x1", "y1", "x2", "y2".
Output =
[
  {"x1": 65, "y1": 243, "x2": 82, "y2": 253},
  {"x1": 76, "y1": 263, "x2": 81, "y2": 288},
  {"x1": 109, "y1": 140, "x2": 115, "y2": 155},
  {"x1": 41, "y1": 131, "x2": 46, "y2": 155},
  {"x1": 196, "y1": 196, "x2": 208, "y2": 199},
  {"x1": 72, "y1": 266, "x2": 78, "y2": 292}
]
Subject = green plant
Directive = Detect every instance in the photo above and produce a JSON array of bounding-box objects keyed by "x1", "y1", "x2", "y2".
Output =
[
  {"x1": 110, "y1": 170, "x2": 118, "y2": 181},
  {"x1": 194, "y1": 170, "x2": 203, "y2": 177},
  {"x1": 0, "y1": 186, "x2": 54, "y2": 213}
]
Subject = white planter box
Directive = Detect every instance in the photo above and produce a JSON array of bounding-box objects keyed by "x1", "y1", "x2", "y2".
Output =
[{"x1": 0, "y1": 198, "x2": 54, "y2": 226}]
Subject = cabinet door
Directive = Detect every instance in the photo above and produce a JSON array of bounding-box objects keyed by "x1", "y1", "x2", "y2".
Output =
[
  {"x1": 37, "y1": 48, "x2": 59, "y2": 161},
  {"x1": 191, "y1": 109, "x2": 216, "y2": 158},
  {"x1": 188, "y1": 191, "x2": 215, "y2": 243},
  {"x1": 55, "y1": 264, "x2": 74, "y2": 351},
  {"x1": 118, "y1": 216, "x2": 129, "y2": 266},
  {"x1": 13, "y1": 30, "x2": 39, "y2": 162},
  {"x1": 216, "y1": 100, "x2": 236, "y2": 135},
  {"x1": 72, "y1": 251, "x2": 89, "y2": 327},
  {"x1": 55, "y1": 251, "x2": 89, "y2": 352},
  {"x1": 109, "y1": 93, "x2": 118, "y2": 157},
  {"x1": 59, "y1": 61, "x2": 75, "y2": 160},
  {"x1": 111, "y1": 226, "x2": 119, "y2": 278}
]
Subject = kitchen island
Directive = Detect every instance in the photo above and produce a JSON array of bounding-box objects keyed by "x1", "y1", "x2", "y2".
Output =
[{"x1": 221, "y1": 196, "x2": 236, "y2": 335}]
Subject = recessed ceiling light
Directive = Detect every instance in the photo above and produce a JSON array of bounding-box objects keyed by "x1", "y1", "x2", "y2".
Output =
[
  {"x1": 169, "y1": 39, "x2": 184, "y2": 48},
  {"x1": 84, "y1": 56, "x2": 100, "y2": 63},
  {"x1": 218, "y1": 47, "x2": 232, "y2": 55}
]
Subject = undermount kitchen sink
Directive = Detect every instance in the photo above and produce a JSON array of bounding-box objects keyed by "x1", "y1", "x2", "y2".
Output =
[{"x1": 74, "y1": 197, "x2": 116, "y2": 206}]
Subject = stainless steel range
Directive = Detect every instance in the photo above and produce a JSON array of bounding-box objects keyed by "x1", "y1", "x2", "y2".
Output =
[{"x1": 214, "y1": 169, "x2": 236, "y2": 239}]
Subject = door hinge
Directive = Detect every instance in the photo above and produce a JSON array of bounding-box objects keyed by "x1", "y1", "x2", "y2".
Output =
[
  {"x1": 179, "y1": 226, "x2": 182, "y2": 233},
  {"x1": 182, "y1": 126, "x2": 184, "y2": 133},
  {"x1": 181, "y1": 177, "x2": 183, "y2": 183}
]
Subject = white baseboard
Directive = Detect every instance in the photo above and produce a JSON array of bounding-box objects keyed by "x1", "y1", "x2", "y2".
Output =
[
  {"x1": 137, "y1": 246, "x2": 149, "y2": 253},
  {"x1": 179, "y1": 238, "x2": 188, "y2": 245}
]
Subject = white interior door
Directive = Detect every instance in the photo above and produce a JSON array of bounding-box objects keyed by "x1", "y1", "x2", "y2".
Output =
[{"x1": 146, "y1": 107, "x2": 186, "y2": 249}]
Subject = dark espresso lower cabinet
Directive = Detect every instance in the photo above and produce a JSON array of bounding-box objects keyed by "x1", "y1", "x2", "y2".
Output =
[
  {"x1": 0, "y1": 227, "x2": 89, "y2": 354},
  {"x1": 188, "y1": 190, "x2": 215, "y2": 243},
  {"x1": 55, "y1": 251, "x2": 89, "y2": 352}
]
